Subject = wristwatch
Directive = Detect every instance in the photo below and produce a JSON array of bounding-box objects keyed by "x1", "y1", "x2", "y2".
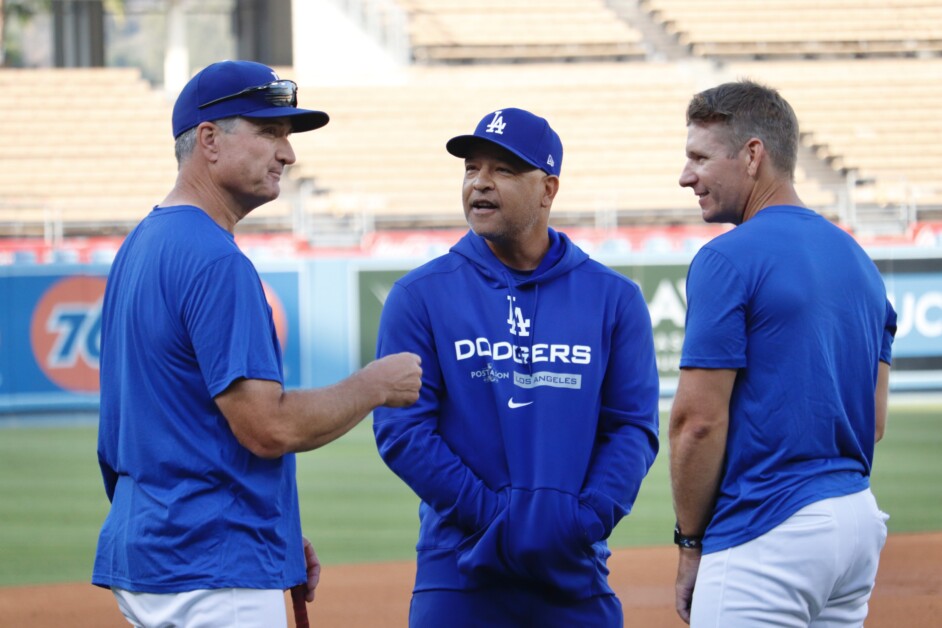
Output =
[{"x1": 674, "y1": 523, "x2": 703, "y2": 550}]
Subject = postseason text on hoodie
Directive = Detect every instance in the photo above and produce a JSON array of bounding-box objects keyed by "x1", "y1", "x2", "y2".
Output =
[{"x1": 373, "y1": 228, "x2": 660, "y2": 600}]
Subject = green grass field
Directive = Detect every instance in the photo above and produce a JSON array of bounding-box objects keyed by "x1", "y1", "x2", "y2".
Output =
[{"x1": 0, "y1": 402, "x2": 939, "y2": 587}]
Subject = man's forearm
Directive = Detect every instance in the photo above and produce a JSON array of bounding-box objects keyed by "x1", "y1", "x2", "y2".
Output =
[
  {"x1": 668, "y1": 368, "x2": 736, "y2": 536},
  {"x1": 669, "y1": 419, "x2": 727, "y2": 536}
]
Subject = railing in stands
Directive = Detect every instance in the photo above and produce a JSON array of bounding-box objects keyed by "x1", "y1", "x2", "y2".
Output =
[{"x1": 327, "y1": 0, "x2": 411, "y2": 64}]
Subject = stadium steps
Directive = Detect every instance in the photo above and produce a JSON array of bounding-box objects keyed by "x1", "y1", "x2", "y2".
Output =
[{"x1": 605, "y1": 0, "x2": 692, "y2": 62}]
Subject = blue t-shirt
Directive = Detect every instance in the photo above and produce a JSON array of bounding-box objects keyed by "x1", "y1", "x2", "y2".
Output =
[
  {"x1": 93, "y1": 206, "x2": 305, "y2": 592},
  {"x1": 681, "y1": 206, "x2": 896, "y2": 553}
]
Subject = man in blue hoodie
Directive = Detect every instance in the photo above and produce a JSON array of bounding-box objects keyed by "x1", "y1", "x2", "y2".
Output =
[{"x1": 373, "y1": 108, "x2": 661, "y2": 627}]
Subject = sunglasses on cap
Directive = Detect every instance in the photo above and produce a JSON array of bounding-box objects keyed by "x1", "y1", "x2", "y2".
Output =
[{"x1": 198, "y1": 79, "x2": 298, "y2": 109}]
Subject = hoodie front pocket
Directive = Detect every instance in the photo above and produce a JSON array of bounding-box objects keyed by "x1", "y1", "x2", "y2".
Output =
[{"x1": 456, "y1": 488, "x2": 596, "y2": 597}]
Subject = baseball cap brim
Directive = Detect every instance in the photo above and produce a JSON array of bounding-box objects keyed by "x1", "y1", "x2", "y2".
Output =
[
  {"x1": 446, "y1": 135, "x2": 543, "y2": 172},
  {"x1": 243, "y1": 106, "x2": 330, "y2": 133}
]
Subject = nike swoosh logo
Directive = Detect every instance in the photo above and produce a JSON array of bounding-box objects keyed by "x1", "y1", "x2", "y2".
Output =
[{"x1": 507, "y1": 398, "x2": 533, "y2": 409}]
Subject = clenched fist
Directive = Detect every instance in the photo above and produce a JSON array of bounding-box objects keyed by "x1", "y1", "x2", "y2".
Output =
[{"x1": 363, "y1": 352, "x2": 422, "y2": 407}]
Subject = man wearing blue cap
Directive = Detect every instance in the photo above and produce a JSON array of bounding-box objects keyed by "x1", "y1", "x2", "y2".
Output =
[
  {"x1": 92, "y1": 60, "x2": 422, "y2": 626},
  {"x1": 373, "y1": 108, "x2": 661, "y2": 626}
]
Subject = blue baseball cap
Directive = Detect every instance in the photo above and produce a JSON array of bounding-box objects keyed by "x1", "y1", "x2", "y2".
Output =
[
  {"x1": 171, "y1": 60, "x2": 329, "y2": 138},
  {"x1": 446, "y1": 107, "x2": 563, "y2": 177}
]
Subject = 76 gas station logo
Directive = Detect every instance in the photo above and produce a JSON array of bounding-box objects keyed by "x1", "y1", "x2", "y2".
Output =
[
  {"x1": 28, "y1": 275, "x2": 287, "y2": 393},
  {"x1": 30, "y1": 276, "x2": 107, "y2": 393}
]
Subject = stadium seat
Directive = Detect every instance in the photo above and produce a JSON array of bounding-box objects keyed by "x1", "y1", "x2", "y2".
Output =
[
  {"x1": 642, "y1": 0, "x2": 942, "y2": 58},
  {"x1": 1, "y1": 3, "x2": 939, "y2": 240}
]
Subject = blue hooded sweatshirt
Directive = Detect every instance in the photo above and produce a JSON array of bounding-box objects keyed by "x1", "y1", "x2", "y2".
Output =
[{"x1": 374, "y1": 228, "x2": 660, "y2": 600}]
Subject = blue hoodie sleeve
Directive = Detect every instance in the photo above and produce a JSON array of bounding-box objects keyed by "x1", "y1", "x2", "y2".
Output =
[
  {"x1": 373, "y1": 281, "x2": 503, "y2": 533},
  {"x1": 579, "y1": 287, "x2": 660, "y2": 541}
]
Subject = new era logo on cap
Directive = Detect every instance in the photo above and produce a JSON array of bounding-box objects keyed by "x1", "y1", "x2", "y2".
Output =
[{"x1": 446, "y1": 107, "x2": 563, "y2": 177}]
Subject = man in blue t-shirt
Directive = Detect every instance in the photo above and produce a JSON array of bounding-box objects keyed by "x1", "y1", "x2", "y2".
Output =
[
  {"x1": 670, "y1": 80, "x2": 896, "y2": 627},
  {"x1": 92, "y1": 60, "x2": 422, "y2": 627}
]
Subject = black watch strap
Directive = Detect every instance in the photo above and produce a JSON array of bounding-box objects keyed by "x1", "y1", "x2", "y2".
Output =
[{"x1": 674, "y1": 524, "x2": 703, "y2": 549}]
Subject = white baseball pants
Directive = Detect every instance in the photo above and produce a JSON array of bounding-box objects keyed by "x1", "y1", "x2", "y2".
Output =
[
  {"x1": 112, "y1": 587, "x2": 287, "y2": 627},
  {"x1": 691, "y1": 488, "x2": 889, "y2": 628}
]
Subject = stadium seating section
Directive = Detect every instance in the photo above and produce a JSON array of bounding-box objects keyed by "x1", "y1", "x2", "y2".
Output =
[
  {"x1": 643, "y1": 0, "x2": 942, "y2": 57},
  {"x1": 1, "y1": 1, "x2": 940, "y2": 239},
  {"x1": 0, "y1": 67, "x2": 178, "y2": 233},
  {"x1": 400, "y1": 0, "x2": 647, "y2": 62}
]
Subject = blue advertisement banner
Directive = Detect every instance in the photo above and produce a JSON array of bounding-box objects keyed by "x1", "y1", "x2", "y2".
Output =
[
  {"x1": 875, "y1": 256, "x2": 942, "y2": 374},
  {"x1": 882, "y1": 272, "x2": 942, "y2": 369},
  {"x1": 1, "y1": 271, "x2": 108, "y2": 408},
  {"x1": 0, "y1": 268, "x2": 300, "y2": 411},
  {"x1": 2, "y1": 252, "x2": 939, "y2": 414}
]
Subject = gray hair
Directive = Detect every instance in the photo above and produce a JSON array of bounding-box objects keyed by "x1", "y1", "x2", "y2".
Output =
[{"x1": 173, "y1": 116, "x2": 240, "y2": 166}]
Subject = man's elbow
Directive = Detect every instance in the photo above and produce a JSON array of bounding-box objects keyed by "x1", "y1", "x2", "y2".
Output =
[
  {"x1": 687, "y1": 420, "x2": 721, "y2": 442},
  {"x1": 875, "y1": 421, "x2": 886, "y2": 444},
  {"x1": 670, "y1": 408, "x2": 725, "y2": 443},
  {"x1": 234, "y1": 428, "x2": 291, "y2": 459}
]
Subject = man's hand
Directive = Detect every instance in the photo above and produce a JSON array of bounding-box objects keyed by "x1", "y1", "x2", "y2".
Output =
[
  {"x1": 363, "y1": 352, "x2": 422, "y2": 407},
  {"x1": 675, "y1": 547, "x2": 701, "y2": 624},
  {"x1": 302, "y1": 536, "x2": 321, "y2": 602}
]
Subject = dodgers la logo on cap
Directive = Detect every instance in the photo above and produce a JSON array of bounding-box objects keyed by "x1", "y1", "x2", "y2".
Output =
[
  {"x1": 484, "y1": 111, "x2": 507, "y2": 135},
  {"x1": 446, "y1": 107, "x2": 563, "y2": 177}
]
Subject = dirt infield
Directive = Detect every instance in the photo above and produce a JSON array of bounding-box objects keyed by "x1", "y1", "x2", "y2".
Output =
[{"x1": 1, "y1": 532, "x2": 938, "y2": 627}]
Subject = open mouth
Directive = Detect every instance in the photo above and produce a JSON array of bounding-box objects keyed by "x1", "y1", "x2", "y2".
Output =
[{"x1": 470, "y1": 200, "x2": 498, "y2": 212}]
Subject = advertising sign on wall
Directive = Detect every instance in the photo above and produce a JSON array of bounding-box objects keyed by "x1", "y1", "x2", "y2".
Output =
[
  {"x1": 877, "y1": 257, "x2": 942, "y2": 374},
  {"x1": 0, "y1": 269, "x2": 300, "y2": 411},
  {"x1": 2, "y1": 250, "x2": 939, "y2": 415},
  {"x1": 357, "y1": 255, "x2": 942, "y2": 393}
]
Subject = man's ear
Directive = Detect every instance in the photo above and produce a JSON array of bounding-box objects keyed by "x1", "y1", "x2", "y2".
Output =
[
  {"x1": 744, "y1": 138, "x2": 764, "y2": 177},
  {"x1": 542, "y1": 175, "x2": 560, "y2": 209},
  {"x1": 196, "y1": 122, "x2": 222, "y2": 162}
]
